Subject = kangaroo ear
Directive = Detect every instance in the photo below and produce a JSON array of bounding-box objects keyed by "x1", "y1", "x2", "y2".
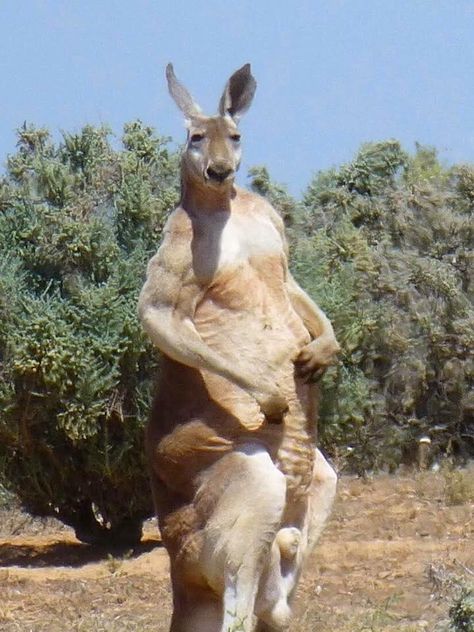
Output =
[
  {"x1": 219, "y1": 63, "x2": 256, "y2": 121},
  {"x1": 166, "y1": 63, "x2": 201, "y2": 120}
]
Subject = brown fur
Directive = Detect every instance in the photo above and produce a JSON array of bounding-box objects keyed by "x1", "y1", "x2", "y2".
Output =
[{"x1": 138, "y1": 64, "x2": 339, "y2": 631}]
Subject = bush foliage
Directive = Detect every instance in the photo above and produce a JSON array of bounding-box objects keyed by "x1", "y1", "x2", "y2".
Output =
[
  {"x1": 0, "y1": 122, "x2": 179, "y2": 544},
  {"x1": 0, "y1": 125, "x2": 472, "y2": 539}
]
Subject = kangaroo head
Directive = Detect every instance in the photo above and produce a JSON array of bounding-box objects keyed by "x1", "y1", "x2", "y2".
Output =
[{"x1": 166, "y1": 63, "x2": 256, "y2": 189}]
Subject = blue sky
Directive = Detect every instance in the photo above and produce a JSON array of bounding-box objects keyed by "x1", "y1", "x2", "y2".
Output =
[{"x1": 1, "y1": 1, "x2": 473, "y2": 196}]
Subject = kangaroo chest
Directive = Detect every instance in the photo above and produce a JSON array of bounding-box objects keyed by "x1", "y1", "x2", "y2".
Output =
[
  {"x1": 218, "y1": 211, "x2": 282, "y2": 267},
  {"x1": 191, "y1": 209, "x2": 284, "y2": 284}
]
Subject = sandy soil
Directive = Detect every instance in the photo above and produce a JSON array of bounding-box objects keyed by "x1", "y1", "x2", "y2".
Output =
[{"x1": 0, "y1": 468, "x2": 472, "y2": 631}]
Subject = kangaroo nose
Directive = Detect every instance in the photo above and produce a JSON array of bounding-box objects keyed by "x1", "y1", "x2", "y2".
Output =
[{"x1": 205, "y1": 164, "x2": 233, "y2": 183}]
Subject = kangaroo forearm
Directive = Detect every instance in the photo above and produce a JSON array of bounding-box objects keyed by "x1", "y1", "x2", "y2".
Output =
[
  {"x1": 141, "y1": 308, "x2": 257, "y2": 392},
  {"x1": 295, "y1": 297, "x2": 334, "y2": 339},
  {"x1": 288, "y1": 280, "x2": 335, "y2": 340}
]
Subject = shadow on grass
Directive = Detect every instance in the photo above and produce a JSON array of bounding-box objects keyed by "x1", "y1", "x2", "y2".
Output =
[{"x1": 0, "y1": 536, "x2": 162, "y2": 568}]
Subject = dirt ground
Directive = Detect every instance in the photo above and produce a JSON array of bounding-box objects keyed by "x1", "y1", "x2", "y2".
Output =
[{"x1": 0, "y1": 468, "x2": 472, "y2": 632}]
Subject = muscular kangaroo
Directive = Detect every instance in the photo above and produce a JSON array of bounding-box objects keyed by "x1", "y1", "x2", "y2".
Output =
[{"x1": 138, "y1": 63, "x2": 339, "y2": 632}]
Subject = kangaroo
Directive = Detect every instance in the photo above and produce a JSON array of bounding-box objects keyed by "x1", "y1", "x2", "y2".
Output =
[{"x1": 138, "y1": 63, "x2": 339, "y2": 632}]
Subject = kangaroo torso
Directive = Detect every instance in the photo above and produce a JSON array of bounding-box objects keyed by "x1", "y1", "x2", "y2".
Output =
[{"x1": 148, "y1": 188, "x2": 316, "y2": 502}]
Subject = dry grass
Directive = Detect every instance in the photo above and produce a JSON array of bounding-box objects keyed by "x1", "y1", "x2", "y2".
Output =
[
  {"x1": 414, "y1": 462, "x2": 474, "y2": 506},
  {"x1": 442, "y1": 466, "x2": 474, "y2": 506},
  {"x1": 0, "y1": 467, "x2": 472, "y2": 631}
]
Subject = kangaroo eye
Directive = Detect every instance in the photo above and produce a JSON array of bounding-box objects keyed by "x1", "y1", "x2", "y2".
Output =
[
  {"x1": 230, "y1": 134, "x2": 241, "y2": 142},
  {"x1": 190, "y1": 133, "x2": 204, "y2": 143}
]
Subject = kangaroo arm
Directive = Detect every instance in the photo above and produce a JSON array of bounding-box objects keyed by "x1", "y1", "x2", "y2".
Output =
[
  {"x1": 287, "y1": 274, "x2": 340, "y2": 376},
  {"x1": 286, "y1": 274, "x2": 337, "y2": 343},
  {"x1": 139, "y1": 302, "x2": 287, "y2": 423},
  {"x1": 140, "y1": 304, "x2": 256, "y2": 393},
  {"x1": 263, "y1": 200, "x2": 338, "y2": 346}
]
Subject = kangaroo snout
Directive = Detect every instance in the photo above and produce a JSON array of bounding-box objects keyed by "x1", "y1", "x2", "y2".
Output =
[{"x1": 205, "y1": 164, "x2": 234, "y2": 183}]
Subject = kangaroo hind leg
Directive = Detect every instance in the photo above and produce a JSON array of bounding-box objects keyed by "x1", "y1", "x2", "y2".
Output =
[
  {"x1": 255, "y1": 449, "x2": 337, "y2": 631},
  {"x1": 197, "y1": 444, "x2": 287, "y2": 632}
]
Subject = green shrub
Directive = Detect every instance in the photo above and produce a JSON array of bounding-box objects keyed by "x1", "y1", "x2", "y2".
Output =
[
  {"x1": 450, "y1": 587, "x2": 474, "y2": 631},
  {"x1": 0, "y1": 122, "x2": 179, "y2": 545}
]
